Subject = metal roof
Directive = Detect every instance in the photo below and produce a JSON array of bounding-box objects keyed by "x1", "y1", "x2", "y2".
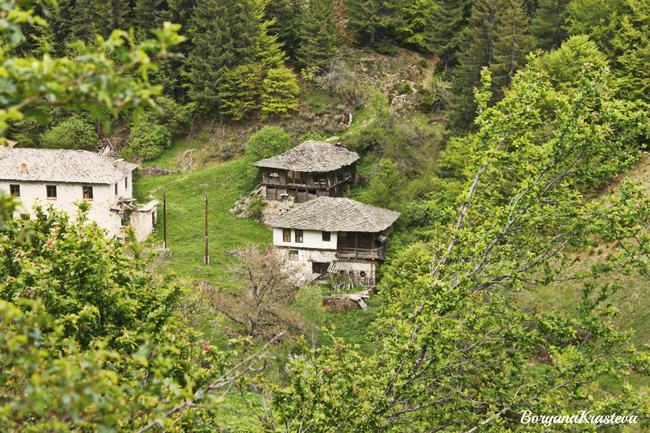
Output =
[
  {"x1": 0, "y1": 148, "x2": 138, "y2": 184},
  {"x1": 253, "y1": 141, "x2": 359, "y2": 172},
  {"x1": 268, "y1": 197, "x2": 400, "y2": 233}
]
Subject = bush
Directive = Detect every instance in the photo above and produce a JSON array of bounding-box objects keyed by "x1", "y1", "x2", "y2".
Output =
[
  {"x1": 396, "y1": 82, "x2": 413, "y2": 95},
  {"x1": 128, "y1": 122, "x2": 171, "y2": 161},
  {"x1": 40, "y1": 115, "x2": 99, "y2": 150},
  {"x1": 375, "y1": 44, "x2": 398, "y2": 56},
  {"x1": 246, "y1": 125, "x2": 292, "y2": 161}
]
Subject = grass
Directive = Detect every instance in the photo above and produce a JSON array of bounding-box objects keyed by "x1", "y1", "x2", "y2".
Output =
[
  {"x1": 139, "y1": 138, "x2": 200, "y2": 171},
  {"x1": 134, "y1": 156, "x2": 271, "y2": 287}
]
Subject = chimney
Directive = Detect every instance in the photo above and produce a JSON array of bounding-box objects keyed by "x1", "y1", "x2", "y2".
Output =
[
  {"x1": 21, "y1": 163, "x2": 27, "y2": 174},
  {"x1": 116, "y1": 159, "x2": 124, "y2": 172}
]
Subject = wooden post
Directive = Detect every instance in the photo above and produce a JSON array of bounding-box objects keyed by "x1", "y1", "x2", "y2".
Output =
[
  {"x1": 204, "y1": 195, "x2": 209, "y2": 265},
  {"x1": 163, "y1": 188, "x2": 167, "y2": 250}
]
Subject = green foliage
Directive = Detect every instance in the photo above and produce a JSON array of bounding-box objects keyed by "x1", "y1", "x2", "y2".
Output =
[
  {"x1": 530, "y1": 0, "x2": 569, "y2": 50},
  {"x1": 395, "y1": 0, "x2": 437, "y2": 52},
  {"x1": 396, "y1": 81, "x2": 413, "y2": 95},
  {"x1": 270, "y1": 59, "x2": 650, "y2": 432},
  {"x1": 295, "y1": 0, "x2": 340, "y2": 68},
  {"x1": 260, "y1": 66, "x2": 301, "y2": 118},
  {"x1": 540, "y1": 34, "x2": 609, "y2": 93},
  {"x1": 295, "y1": 285, "x2": 326, "y2": 348},
  {"x1": 246, "y1": 125, "x2": 293, "y2": 161},
  {"x1": 127, "y1": 121, "x2": 172, "y2": 161},
  {"x1": 39, "y1": 115, "x2": 99, "y2": 150},
  {"x1": 491, "y1": 0, "x2": 532, "y2": 90},
  {"x1": 367, "y1": 91, "x2": 391, "y2": 128},
  {"x1": 564, "y1": 0, "x2": 650, "y2": 102},
  {"x1": 248, "y1": 194, "x2": 264, "y2": 222},
  {"x1": 0, "y1": 0, "x2": 185, "y2": 138},
  {"x1": 147, "y1": 96, "x2": 192, "y2": 137},
  {"x1": 430, "y1": 0, "x2": 470, "y2": 70},
  {"x1": 359, "y1": 158, "x2": 406, "y2": 211},
  {"x1": 346, "y1": 0, "x2": 398, "y2": 44}
]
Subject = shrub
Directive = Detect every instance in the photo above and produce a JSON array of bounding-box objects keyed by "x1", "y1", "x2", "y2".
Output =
[
  {"x1": 40, "y1": 116, "x2": 99, "y2": 150},
  {"x1": 246, "y1": 125, "x2": 292, "y2": 161},
  {"x1": 128, "y1": 122, "x2": 171, "y2": 161},
  {"x1": 375, "y1": 44, "x2": 398, "y2": 56},
  {"x1": 396, "y1": 82, "x2": 413, "y2": 95}
]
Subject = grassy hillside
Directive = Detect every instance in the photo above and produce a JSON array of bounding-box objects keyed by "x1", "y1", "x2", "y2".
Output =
[{"x1": 133, "y1": 157, "x2": 271, "y2": 287}]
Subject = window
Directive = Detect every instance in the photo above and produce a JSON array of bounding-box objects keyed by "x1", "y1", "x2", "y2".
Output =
[
  {"x1": 83, "y1": 186, "x2": 94, "y2": 199},
  {"x1": 289, "y1": 250, "x2": 299, "y2": 261},
  {"x1": 295, "y1": 230, "x2": 303, "y2": 243},
  {"x1": 322, "y1": 231, "x2": 331, "y2": 242},
  {"x1": 125, "y1": 177, "x2": 128, "y2": 189},
  {"x1": 46, "y1": 185, "x2": 57, "y2": 199},
  {"x1": 115, "y1": 183, "x2": 118, "y2": 196},
  {"x1": 283, "y1": 229, "x2": 291, "y2": 242},
  {"x1": 20, "y1": 213, "x2": 29, "y2": 221},
  {"x1": 9, "y1": 184, "x2": 20, "y2": 197}
]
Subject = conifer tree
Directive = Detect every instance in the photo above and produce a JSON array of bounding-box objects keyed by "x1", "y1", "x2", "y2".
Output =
[
  {"x1": 187, "y1": 0, "x2": 263, "y2": 110},
  {"x1": 530, "y1": 0, "x2": 568, "y2": 50},
  {"x1": 344, "y1": 0, "x2": 396, "y2": 44},
  {"x1": 295, "y1": 0, "x2": 340, "y2": 68},
  {"x1": 431, "y1": 0, "x2": 471, "y2": 70},
  {"x1": 448, "y1": 0, "x2": 502, "y2": 133},
  {"x1": 491, "y1": 0, "x2": 531, "y2": 90},
  {"x1": 265, "y1": 0, "x2": 300, "y2": 58},
  {"x1": 395, "y1": 0, "x2": 437, "y2": 52},
  {"x1": 134, "y1": 0, "x2": 165, "y2": 36},
  {"x1": 95, "y1": 0, "x2": 132, "y2": 38},
  {"x1": 71, "y1": 0, "x2": 101, "y2": 43}
]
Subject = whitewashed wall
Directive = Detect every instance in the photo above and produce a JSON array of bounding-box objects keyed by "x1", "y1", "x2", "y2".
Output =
[
  {"x1": 0, "y1": 171, "x2": 136, "y2": 239},
  {"x1": 273, "y1": 228, "x2": 338, "y2": 250}
]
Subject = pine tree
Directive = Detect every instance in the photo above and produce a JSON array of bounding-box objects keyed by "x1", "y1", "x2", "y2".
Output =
[
  {"x1": 431, "y1": 0, "x2": 471, "y2": 70},
  {"x1": 134, "y1": 0, "x2": 165, "y2": 36},
  {"x1": 295, "y1": 0, "x2": 340, "y2": 68},
  {"x1": 530, "y1": 0, "x2": 568, "y2": 50},
  {"x1": 395, "y1": 0, "x2": 437, "y2": 52},
  {"x1": 491, "y1": 0, "x2": 532, "y2": 90},
  {"x1": 187, "y1": 0, "x2": 262, "y2": 110},
  {"x1": 448, "y1": 0, "x2": 502, "y2": 133},
  {"x1": 71, "y1": 0, "x2": 101, "y2": 43},
  {"x1": 345, "y1": 0, "x2": 396, "y2": 44},
  {"x1": 95, "y1": 0, "x2": 132, "y2": 37},
  {"x1": 265, "y1": 0, "x2": 300, "y2": 58}
]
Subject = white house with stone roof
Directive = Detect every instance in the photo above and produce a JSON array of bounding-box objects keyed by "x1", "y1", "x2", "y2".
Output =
[
  {"x1": 268, "y1": 197, "x2": 400, "y2": 286},
  {"x1": 0, "y1": 148, "x2": 158, "y2": 242}
]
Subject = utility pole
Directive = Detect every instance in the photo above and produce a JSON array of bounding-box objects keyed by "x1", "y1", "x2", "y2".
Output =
[
  {"x1": 163, "y1": 188, "x2": 167, "y2": 250},
  {"x1": 204, "y1": 194, "x2": 209, "y2": 265}
]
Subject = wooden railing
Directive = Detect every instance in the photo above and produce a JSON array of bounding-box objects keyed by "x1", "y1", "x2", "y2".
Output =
[{"x1": 336, "y1": 245, "x2": 386, "y2": 260}]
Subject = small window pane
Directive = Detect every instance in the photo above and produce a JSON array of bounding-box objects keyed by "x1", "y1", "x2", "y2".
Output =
[
  {"x1": 46, "y1": 185, "x2": 57, "y2": 198},
  {"x1": 289, "y1": 250, "x2": 299, "y2": 261},
  {"x1": 9, "y1": 184, "x2": 20, "y2": 197},
  {"x1": 20, "y1": 213, "x2": 29, "y2": 221},
  {"x1": 283, "y1": 229, "x2": 291, "y2": 242},
  {"x1": 83, "y1": 186, "x2": 94, "y2": 199},
  {"x1": 115, "y1": 183, "x2": 118, "y2": 196},
  {"x1": 295, "y1": 230, "x2": 303, "y2": 243},
  {"x1": 322, "y1": 231, "x2": 331, "y2": 242},
  {"x1": 125, "y1": 177, "x2": 128, "y2": 189}
]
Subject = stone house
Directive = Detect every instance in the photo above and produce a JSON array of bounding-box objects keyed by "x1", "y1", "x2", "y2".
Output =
[
  {"x1": 0, "y1": 148, "x2": 158, "y2": 242},
  {"x1": 253, "y1": 140, "x2": 359, "y2": 202},
  {"x1": 268, "y1": 197, "x2": 400, "y2": 286}
]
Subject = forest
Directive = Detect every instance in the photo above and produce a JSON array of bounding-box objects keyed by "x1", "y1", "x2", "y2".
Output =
[{"x1": 2, "y1": 0, "x2": 650, "y2": 430}]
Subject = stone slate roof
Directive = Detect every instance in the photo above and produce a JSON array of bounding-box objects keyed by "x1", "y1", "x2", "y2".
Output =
[
  {"x1": 253, "y1": 141, "x2": 359, "y2": 172},
  {"x1": 269, "y1": 198, "x2": 400, "y2": 233},
  {"x1": 0, "y1": 148, "x2": 138, "y2": 184}
]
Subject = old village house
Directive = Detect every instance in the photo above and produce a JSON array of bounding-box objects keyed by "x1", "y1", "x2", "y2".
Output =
[
  {"x1": 253, "y1": 140, "x2": 359, "y2": 202},
  {"x1": 268, "y1": 197, "x2": 400, "y2": 286},
  {"x1": 0, "y1": 148, "x2": 158, "y2": 241}
]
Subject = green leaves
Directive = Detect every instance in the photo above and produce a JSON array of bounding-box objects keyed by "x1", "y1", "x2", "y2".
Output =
[{"x1": 0, "y1": 0, "x2": 185, "y2": 137}]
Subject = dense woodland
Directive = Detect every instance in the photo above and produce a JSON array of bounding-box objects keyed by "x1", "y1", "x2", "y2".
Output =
[{"x1": 3, "y1": 0, "x2": 650, "y2": 430}]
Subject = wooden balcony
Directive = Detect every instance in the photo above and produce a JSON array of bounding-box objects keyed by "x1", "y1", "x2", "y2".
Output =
[{"x1": 336, "y1": 245, "x2": 387, "y2": 260}]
